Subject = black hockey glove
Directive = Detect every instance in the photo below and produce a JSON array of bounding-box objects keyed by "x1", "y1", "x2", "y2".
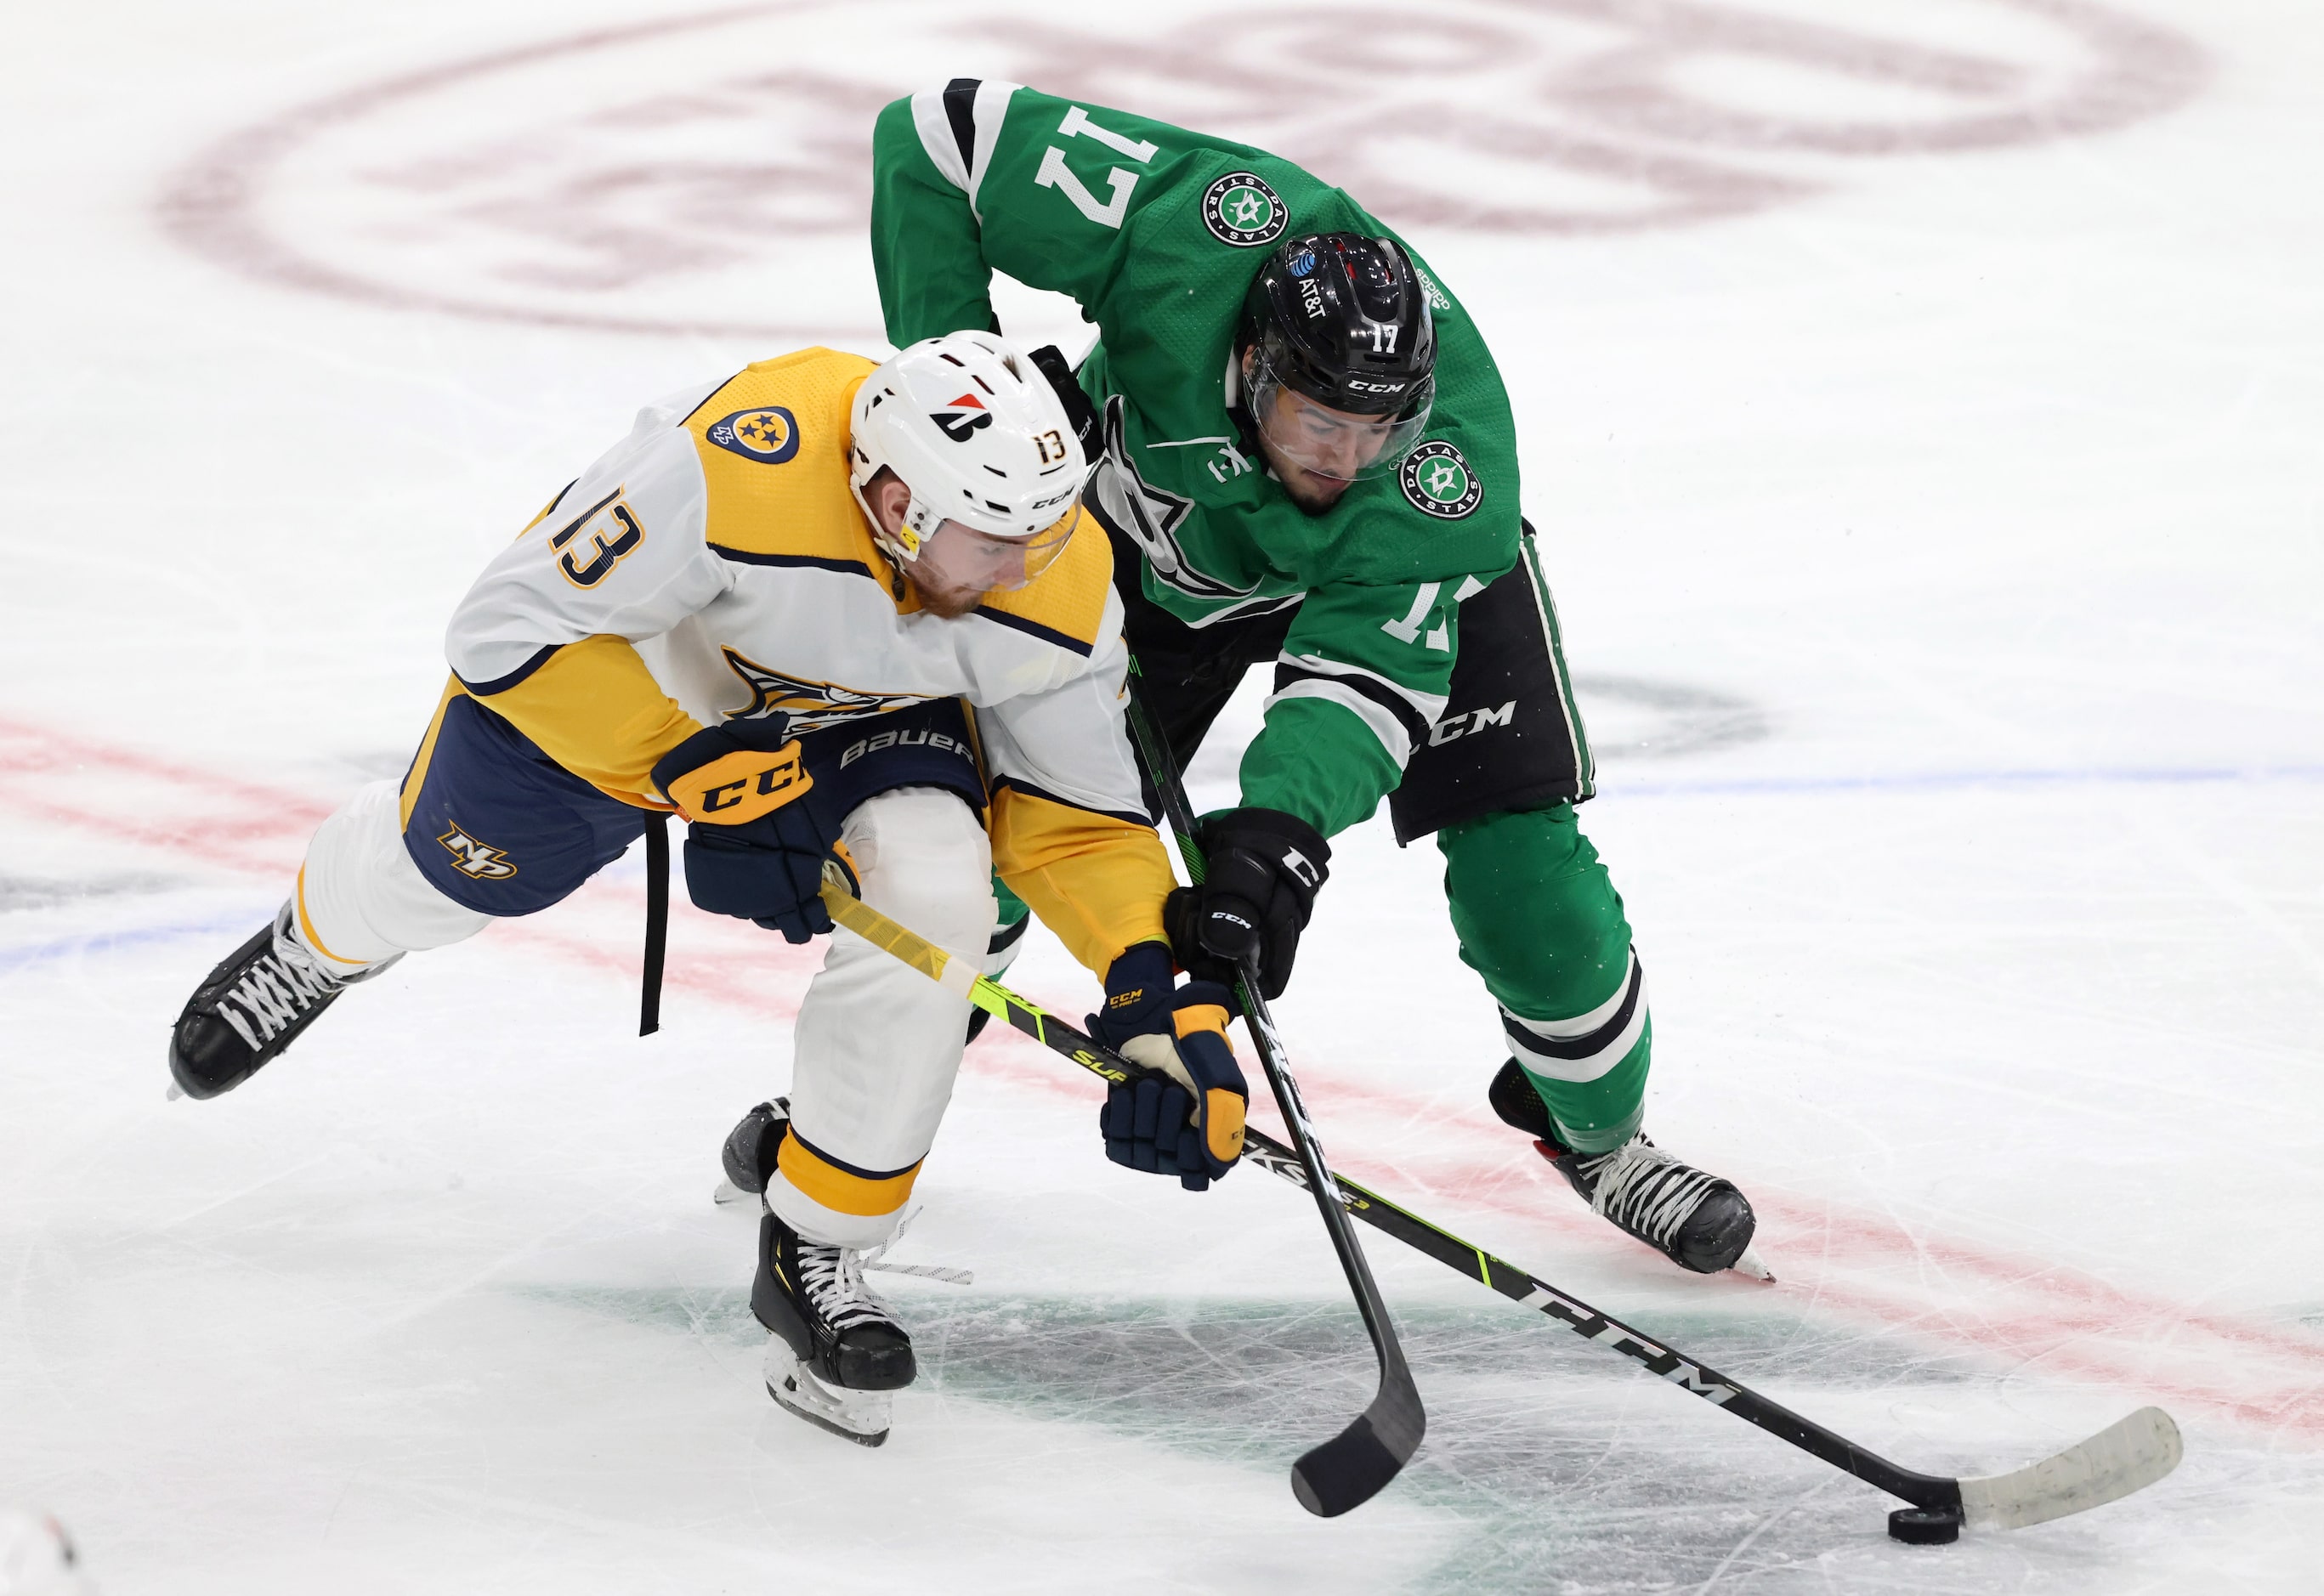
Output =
[
  {"x1": 649, "y1": 717, "x2": 845, "y2": 944},
  {"x1": 1026, "y1": 343, "x2": 1101, "y2": 466},
  {"x1": 1165, "y1": 807, "x2": 1330, "y2": 999},
  {"x1": 1088, "y1": 941, "x2": 1248, "y2": 1191}
]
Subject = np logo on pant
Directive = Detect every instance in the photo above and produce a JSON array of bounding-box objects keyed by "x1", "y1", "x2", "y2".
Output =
[{"x1": 438, "y1": 823, "x2": 517, "y2": 880}]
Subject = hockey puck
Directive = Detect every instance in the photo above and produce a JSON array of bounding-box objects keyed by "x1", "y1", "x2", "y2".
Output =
[{"x1": 1887, "y1": 1507, "x2": 1963, "y2": 1544}]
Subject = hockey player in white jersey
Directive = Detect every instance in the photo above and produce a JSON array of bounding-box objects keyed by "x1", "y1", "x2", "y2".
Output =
[{"x1": 164, "y1": 333, "x2": 1250, "y2": 1445}]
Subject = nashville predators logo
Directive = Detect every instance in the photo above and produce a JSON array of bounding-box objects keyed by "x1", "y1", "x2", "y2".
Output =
[
  {"x1": 722, "y1": 647, "x2": 933, "y2": 733},
  {"x1": 437, "y1": 823, "x2": 517, "y2": 880},
  {"x1": 706, "y1": 406, "x2": 802, "y2": 465}
]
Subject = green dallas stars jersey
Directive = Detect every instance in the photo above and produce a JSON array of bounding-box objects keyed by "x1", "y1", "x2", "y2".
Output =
[{"x1": 870, "y1": 82, "x2": 1522, "y2": 837}]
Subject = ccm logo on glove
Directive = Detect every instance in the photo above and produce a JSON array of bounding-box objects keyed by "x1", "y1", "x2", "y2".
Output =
[
  {"x1": 1165, "y1": 806, "x2": 1331, "y2": 999},
  {"x1": 650, "y1": 717, "x2": 847, "y2": 944},
  {"x1": 663, "y1": 738, "x2": 811, "y2": 823},
  {"x1": 1089, "y1": 942, "x2": 1249, "y2": 1191}
]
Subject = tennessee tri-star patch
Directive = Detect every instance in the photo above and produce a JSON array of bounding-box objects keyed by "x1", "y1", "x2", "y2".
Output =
[
  {"x1": 1399, "y1": 441, "x2": 1483, "y2": 519},
  {"x1": 706, "y1": 406, "x2": 801, "y2": 464}
]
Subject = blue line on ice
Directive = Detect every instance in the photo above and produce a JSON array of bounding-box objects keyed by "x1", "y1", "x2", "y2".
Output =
[
  {"x1": 1611, "y1": 764, "x2": 2324, "y2": 799},
  {"x1": 0, "y1": 916, "x2": 258, "y2": 975}
]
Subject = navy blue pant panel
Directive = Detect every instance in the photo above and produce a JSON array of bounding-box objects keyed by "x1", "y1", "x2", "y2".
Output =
[{"x1": 400, "y1": 693, "x2": 988, "y2": 920}]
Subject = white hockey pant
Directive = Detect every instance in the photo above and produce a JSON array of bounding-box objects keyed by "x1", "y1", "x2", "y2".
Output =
[
  {"x1": 292, "y1": 779, "x2": 490, "y2": 973},
  {"x1": 767, "y1": 787, "x2": 995, "y2": 1250},
  {"x1": 290, "y1": 778, "x2": 993, "y2": 1252}
]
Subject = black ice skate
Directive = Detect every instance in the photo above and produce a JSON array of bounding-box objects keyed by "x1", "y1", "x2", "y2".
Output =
[
  {"x1": 712, "y1": 1098, "x2": 790, "y2": 1206},
  {"x1": 1489, "y1": 1058, "x2": 1762, "y2": 1276},
  {"x1": 166, "y1": 904, "x2": 394, "y2": 1100},
  {"x1": 752, "y1": 1207, "x2": 915, "y2": 1447}
]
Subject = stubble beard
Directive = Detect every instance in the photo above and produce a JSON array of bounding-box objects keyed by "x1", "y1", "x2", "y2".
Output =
[
  {"x1": 906, "y1": 571, "x2": 983, "y2": 619},
  {"x1": 1258, "y1": 438, "x2": 1355, "y2": 516}
]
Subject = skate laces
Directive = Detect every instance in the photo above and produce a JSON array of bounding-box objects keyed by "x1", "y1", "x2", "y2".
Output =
[
  {"x1": 1576, "y1": 1136, "x2": 1723, "y2": 1250},
  {"x1": 795, "y1": 1241, "x2": 899, "y2": 1334},
  {"x1": 859, "y1": 1207, "x2": 973, "y2": 1286},
  {"x1": 215, "y1": 916, "x2": 344, "y2": 1052}
]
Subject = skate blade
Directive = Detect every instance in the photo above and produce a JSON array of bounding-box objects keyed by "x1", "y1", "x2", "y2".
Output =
[
  {"x1": 166, "y1": 1082, "x2": 184, "y2": 1101},
  {"x1": 712, "y1": 1178, "x2": 754, "y2": 1208},
  {"x1": 764, "y1": 1343, "x2": 891, "y2": 1447},
  {"x1": 1730, "y1": 1248, "x2": 1777, "y2": 1283}
]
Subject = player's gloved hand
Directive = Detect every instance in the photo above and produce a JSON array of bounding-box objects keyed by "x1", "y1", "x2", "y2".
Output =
[
  {"x1": 1164, "y1": 807, "x2": 1330, "y2": 999},
  {"x1": 1026, "y1": 343, "x2": 1101, "y2": 465},
  {"x1": 649, "y1": 716, "x2": 844, "y2": 943},
  {"x1": 1087, "y1": 941, "x2": 1248, "y2": 1191}
]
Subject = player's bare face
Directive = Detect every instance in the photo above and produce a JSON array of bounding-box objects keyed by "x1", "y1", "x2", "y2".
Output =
[
  {"x1": 865, "y1": 473, "x2": 1068, "y2": 617},
  {"x1": 907, "y1": 523, "x2": 1035, "y2": 616},
  {"x1": 1244, "y1": 359, "x2": 1397, "y2": 512}
]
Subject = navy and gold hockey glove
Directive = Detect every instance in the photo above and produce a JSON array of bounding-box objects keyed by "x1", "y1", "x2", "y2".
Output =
[
  {"x1": 1089, "y1": 942, "x2": 1249, "y2": 1191},
  {"x1": 1165, "y1": 806, "x2": 1330, "y2": 999},
  {"x1": 649, "y1": 717, "x2": 846, "y2": 943}
]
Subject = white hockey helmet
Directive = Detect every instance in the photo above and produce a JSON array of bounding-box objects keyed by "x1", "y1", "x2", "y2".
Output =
[{"x1": 848, "y1": 332, "x2": 1088, "y2": 571}]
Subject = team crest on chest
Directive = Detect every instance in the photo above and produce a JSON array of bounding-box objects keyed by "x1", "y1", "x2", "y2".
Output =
[
  {"x1": 707, "y1": 406, "x2": 802, "y2": 464},
  {"x1": 1202, "y1": 172, "x2": 1287, "y2": 248},
  {"x1": 723, "y1": 648, "x2": 933, "y2": 733},
  {"x1": 1399, "y1": 441, "x2": 1483, "y2": 519}
]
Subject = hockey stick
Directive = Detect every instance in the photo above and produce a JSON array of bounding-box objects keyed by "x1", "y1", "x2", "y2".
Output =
[
  {"x1": 1115, "y1": 676, "x2": 1424, "y2": 1517},
  {"x1": 817, "y1": 878, "x2": 2184, "y2": 1542}
]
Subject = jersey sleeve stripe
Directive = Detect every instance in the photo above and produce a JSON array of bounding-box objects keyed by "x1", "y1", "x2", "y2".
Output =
[
  {"x1": 941, "y1": 78, "x2": 979, "y2": 171},
  {"x1": 991, "y1": 773, "x2": 1153, "y2": 829},
  {"x1": 1265, "y1": 675, "x2": 1418, "y2": 768},
  {"x1": 910, "y1": 87, "x2": 972, "y2": 193},
  {"x1": 456, "y1": 642, "x2": 561, "y2": 698},
  {"x1": 971, "y1": 604, "x2": 1095, "y2": 656},
  {"x1": 1273, "y1": 653, "x2": 1443, "y2": 742},
  {"x1": 706, "y1": 545, "x2": 875, "y2": 579},
  {"x1": 964, "y1": 80, "x2": 1021, "y2": 213}
]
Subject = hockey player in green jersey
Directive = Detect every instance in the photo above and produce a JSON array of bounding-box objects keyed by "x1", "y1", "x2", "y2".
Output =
[{"x1": 870, "y1": 81, "x2": 1756, "y2": 1275}]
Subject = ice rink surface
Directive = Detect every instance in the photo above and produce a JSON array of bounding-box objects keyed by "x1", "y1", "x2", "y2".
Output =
[{"x1": 4, "y1": 0, "x2": 2321, "y2": 1588}]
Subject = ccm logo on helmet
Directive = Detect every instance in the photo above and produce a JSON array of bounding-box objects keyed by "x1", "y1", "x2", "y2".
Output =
[
  {"x1": 1346, "y1": 378, "x2": 1409, "y2": 394},
  {"x1": 931, "y1": 392, "x2": 993, "y2": 443}
]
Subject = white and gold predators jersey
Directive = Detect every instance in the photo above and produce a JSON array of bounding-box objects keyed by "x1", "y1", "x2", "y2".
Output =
[{"x1": 435, "y1": 346, "x2": 1169, "y2": 973}]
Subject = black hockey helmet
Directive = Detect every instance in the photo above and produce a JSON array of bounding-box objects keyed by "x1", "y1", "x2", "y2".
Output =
[{"x1": 1238, "y1": 232, "x2": 1437, "y2": 480}]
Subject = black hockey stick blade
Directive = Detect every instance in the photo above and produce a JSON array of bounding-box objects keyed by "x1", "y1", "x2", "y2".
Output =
[
  {"x1": 1231, "y1": 952, "x2": 1426, "y2": 1517},
  {"x1": 1292, "y1": 1375, "x2": 1427, "y2": 1517}
]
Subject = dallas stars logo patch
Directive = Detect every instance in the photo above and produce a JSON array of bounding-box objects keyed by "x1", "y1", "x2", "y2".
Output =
[
  {"x1": 706, "y1": 406, "x2": 801, "y2": 465},
  {"x1": 1202, "y1": 171, "x2": 1287, "y2": 248},
  {"x1": 1399, "y1": 441, "x2": 1482, "y2": 519}
]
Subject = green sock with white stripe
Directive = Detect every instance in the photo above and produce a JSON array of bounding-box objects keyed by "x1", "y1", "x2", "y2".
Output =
[{"x1": 1439, "y1": 802, "x2": 1648, "y2": 1154}]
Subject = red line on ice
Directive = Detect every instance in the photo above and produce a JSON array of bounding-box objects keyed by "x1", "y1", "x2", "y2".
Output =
[{"x1": 5, "y1": 715, "x2": 2319, "y2": 1438}]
